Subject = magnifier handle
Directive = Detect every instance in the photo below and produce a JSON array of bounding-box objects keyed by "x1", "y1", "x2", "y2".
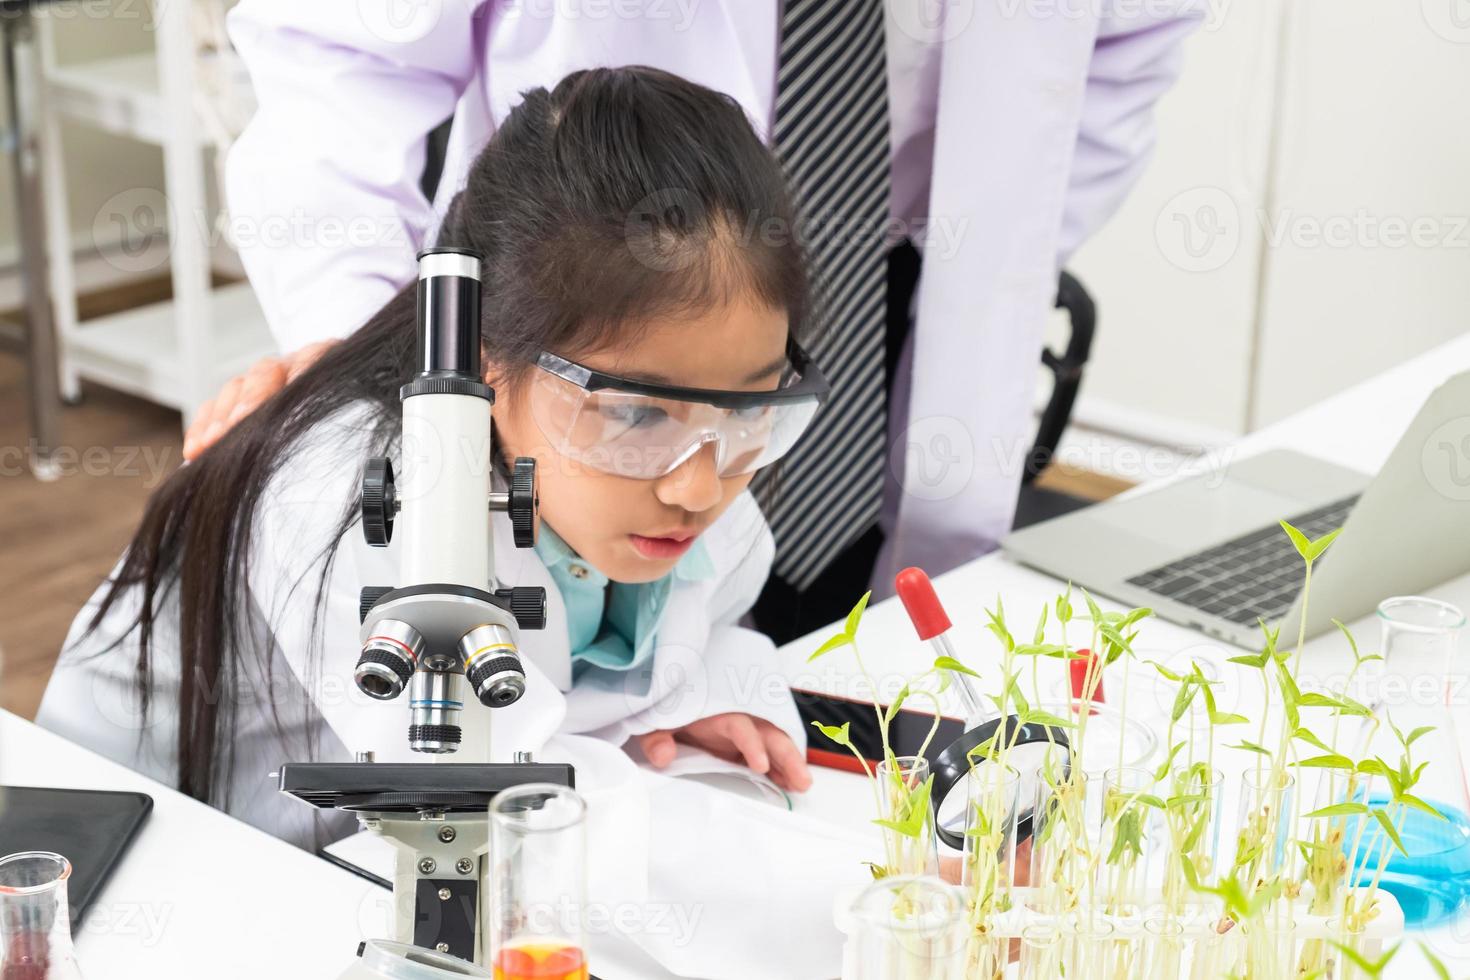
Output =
[{"x1": 931, "y1": 633, "x2": 986, "y2": 726}]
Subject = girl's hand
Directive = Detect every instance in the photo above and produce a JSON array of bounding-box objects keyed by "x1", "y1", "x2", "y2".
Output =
[{"x1": 636, "y1": 712, "x2": 814, "y2": 793}]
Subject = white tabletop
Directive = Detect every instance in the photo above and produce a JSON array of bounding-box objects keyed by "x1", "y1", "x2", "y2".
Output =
[
  {"x1": 0, "y1": 712, "x2": 382, "y2": 978},
  {"x1": 4, "y1": 334, "x2": 1469, "y2": 979}
]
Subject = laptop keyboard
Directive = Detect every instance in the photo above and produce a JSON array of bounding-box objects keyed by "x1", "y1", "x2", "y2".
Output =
[{"x1": 1125, "y1": 495, "x2": 1359, "y2": 627}]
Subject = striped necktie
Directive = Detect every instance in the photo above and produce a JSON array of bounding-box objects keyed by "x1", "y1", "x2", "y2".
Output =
[{"x1": 761, "y1": 0, "x2": 892, "y2": 590}]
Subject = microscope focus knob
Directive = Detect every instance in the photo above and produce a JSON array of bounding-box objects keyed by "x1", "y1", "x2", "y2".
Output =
[
  {"x1": 508, "y1": 456, "x2": 539, "y2": 548},
  {"x1": 496, "y1": 586, "x2": 548, "y2": 631},
  {"x1": 361, "y1": 457, "x2": 396, "y2": 547},
  {"x1": 359, "y1": 586, "x2": 394, "y2": 623}
]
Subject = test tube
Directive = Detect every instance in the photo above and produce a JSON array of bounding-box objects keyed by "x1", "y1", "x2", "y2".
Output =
[{"x1": 488, "y1": 784, "x2": 588, "y2": 980}]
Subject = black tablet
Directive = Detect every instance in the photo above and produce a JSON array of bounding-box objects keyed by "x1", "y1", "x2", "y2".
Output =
[{"x1": 0, "y1": 785, "x2": 152, "y2": 931}]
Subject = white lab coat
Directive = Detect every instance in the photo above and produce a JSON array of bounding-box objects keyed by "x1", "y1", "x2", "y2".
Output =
[
  {"x1": 37, "y1": 405, "x2": 876, "y2": 979},
  {"x1": 223, "y1": 0, "x2": 1204, "y2": 592}
]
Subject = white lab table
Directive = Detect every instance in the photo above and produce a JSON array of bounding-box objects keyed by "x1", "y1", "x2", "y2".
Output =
[
  {"x1": 4, "y1": 334, "x2": 1469, "y2": 978},
  {"x1": 0, "y1": 712, "x2": 380, "y2": 976}
]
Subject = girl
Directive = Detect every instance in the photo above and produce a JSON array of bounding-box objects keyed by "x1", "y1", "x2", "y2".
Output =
[{"x1": 38, "y1": 67, "x2": 874, "y2": 977}]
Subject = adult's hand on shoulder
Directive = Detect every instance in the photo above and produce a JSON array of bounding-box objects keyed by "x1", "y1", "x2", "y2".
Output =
[{"x1": 182, "y1": 340, "x2": 336, "y2": 459}]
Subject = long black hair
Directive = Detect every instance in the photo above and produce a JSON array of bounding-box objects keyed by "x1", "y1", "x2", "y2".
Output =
[{"x1": 82, "y1": 67, "x2": 809, "y2": 806}]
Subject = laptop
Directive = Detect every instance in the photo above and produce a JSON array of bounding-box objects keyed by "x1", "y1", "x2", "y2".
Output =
[{"x1": 1003, "y1": 369, "x2": 1470, "y2": 649}]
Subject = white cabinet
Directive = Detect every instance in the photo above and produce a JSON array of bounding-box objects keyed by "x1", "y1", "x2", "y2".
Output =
[{"x1": 39, "y1": 1, "x2": 272, "y2": 422}]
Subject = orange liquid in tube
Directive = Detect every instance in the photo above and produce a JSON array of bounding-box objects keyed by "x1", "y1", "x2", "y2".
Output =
[{"x1": 492, "y1": 944, "x2": 589, "y2": 980}]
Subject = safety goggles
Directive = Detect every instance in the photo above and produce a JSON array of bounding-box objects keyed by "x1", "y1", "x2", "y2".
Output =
[{"x1": 528, "y1": 338, "x2": 830, "y2": 480}]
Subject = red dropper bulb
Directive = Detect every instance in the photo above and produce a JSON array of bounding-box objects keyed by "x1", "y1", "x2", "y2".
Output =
[
  {"x1": 1069, "y1": 648, "x2": 1104, "y2": 715},
  {"x1": 895, "y1": 567, "x2": 952, "y2": 640}
]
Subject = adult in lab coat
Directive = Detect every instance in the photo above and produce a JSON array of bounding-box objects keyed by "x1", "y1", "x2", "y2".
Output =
[
  {"x1": 207, "y1": 0, "x2": 1203, "y2": 636},
  {"x1": 39, "y1": 404, "x2": 876, "y2": 979}
]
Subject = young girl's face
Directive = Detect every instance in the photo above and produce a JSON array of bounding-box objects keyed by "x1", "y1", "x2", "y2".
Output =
[{"x1": 491, "y1": 295, "x2": 790, "y2": 584}]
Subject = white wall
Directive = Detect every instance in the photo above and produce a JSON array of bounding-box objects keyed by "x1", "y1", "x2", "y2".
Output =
[
  {"x1": 1059, "y1": 0, "x2": 1470, "y2": 447},
  {"x1": 1253, "y1": 0, "x2": 1470, "y2": 426}
]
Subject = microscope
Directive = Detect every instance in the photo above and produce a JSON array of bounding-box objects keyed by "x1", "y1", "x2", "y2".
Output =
[{"x1": 277, "y1": 248, "x2": 575, "y2": 967}]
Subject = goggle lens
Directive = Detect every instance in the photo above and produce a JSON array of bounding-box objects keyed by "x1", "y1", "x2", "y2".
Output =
[{"x1": 529, "y1": 373, "x2": 819, "y2": 480}]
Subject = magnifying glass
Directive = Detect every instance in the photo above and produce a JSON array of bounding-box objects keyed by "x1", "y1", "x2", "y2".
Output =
[
  {"x1": 895, "y1": 568, "x2": 1073, "y2": 850},
  {"x1": 929, "y1": 713, "x2": 1071, "y2": 849}
]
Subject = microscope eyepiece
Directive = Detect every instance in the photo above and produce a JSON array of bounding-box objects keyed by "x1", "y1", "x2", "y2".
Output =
[
  {"x1": 355, "y1": 620, "x2": 424, "y2": 700},
  {"x1": 459, "y1": 624, "x2": 527, "y2": 708}
]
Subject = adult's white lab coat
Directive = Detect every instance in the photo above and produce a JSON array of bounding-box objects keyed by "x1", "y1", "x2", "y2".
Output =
[
  {"x1": 37, "y1": 407, "x2": 876, "y2": 979},
  {"x1": 222, "y1": 0, "x2": 1204, "y2": 593}
]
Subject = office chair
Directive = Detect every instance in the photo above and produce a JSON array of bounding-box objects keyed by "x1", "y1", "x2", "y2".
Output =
[{"x1": 1012, "y1": 271, "x2": 1097, "y2": 530}]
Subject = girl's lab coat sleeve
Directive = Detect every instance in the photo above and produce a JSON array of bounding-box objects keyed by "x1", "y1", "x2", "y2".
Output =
[{"x1": 224, "y1": 0, "x2": 485, "y2": 352}]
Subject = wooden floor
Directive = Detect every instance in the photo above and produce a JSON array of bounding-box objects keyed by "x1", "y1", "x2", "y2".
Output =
[
  {"x1": 0, "y1": 278, "x2": 184, "y2": 721},
  {"x1": 0, "y1": 281, "x2": 1129, "y2": 721}
]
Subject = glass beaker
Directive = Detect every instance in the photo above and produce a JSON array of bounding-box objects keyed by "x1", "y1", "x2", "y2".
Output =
[
  {"x1": 847, "y1": 876, "x2": 966, "y2": 980},
  {"x1": 1378, "y1": 596, "x2": 1464, "y2": 696},
  {"x1": 1347, "y1": 596, "x2": 1470, "y2": 927},
  {"x1": 0, "y1": 851, "x2": 84, "y2": 980},
  {"x1": 487, "y1": 785, "x2": 588, "y2": 980}
]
